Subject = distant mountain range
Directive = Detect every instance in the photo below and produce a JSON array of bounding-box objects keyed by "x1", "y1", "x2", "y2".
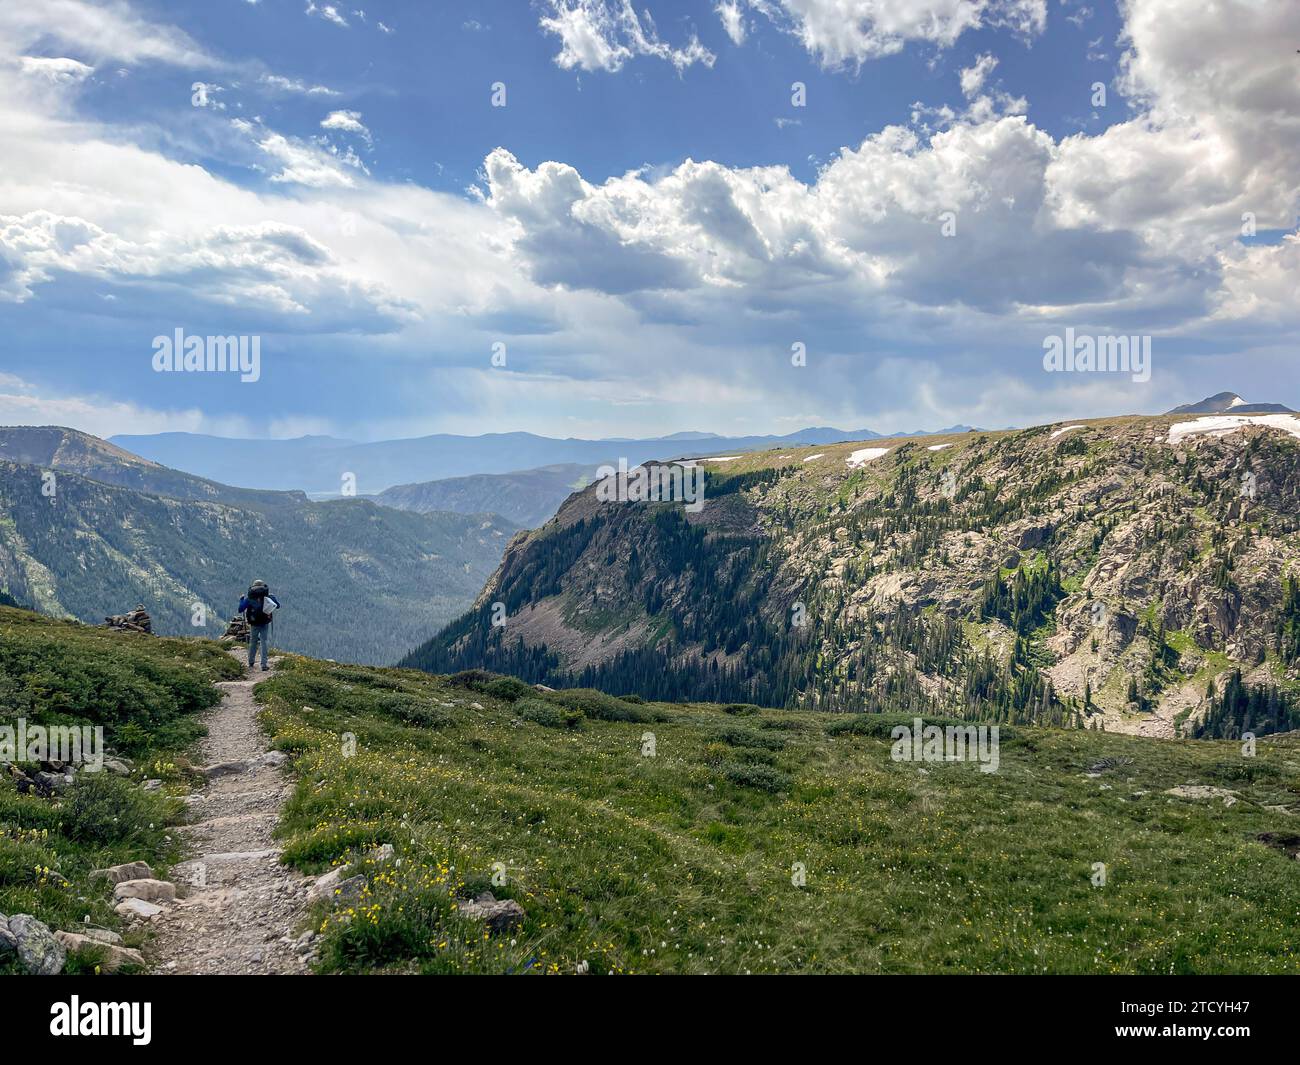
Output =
[
  {"x1": 1167, "y1": 391, "x2": 1295, "y2": 415},
  {"x1": 110, "y1": 425, "x2": 978, "y2": 497},
  {"x1": 371, "y1": 464, "x2": 596, "y2": 529},
  {"x1": 0, "y1": 427, "x2": 515, "y2": 664}
]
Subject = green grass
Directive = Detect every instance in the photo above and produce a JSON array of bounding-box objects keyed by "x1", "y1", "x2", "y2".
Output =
[
  {"x1": 0, "y1": 606, "x2": 242, "y2": 970},
  {"x1": 259, "y1": 655, "x2": 1300, "y2": 975}
]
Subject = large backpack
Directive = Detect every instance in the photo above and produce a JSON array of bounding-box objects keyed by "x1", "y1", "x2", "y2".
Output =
[{"x1": 245, "y1": 586, "x2": 273, "y2": 626}]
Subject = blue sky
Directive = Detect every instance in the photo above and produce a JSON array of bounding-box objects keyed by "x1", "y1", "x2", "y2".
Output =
[{"x1": 0, "y1": 0, "x2": 1296, "y2": 442}]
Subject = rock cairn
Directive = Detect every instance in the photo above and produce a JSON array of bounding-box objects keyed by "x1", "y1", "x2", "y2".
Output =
[{"x1": 104, "y1": 605, "x2": 152, "y2": 634}]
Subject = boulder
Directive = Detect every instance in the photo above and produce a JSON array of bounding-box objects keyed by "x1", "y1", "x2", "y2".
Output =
[
  {"x1": 8, "y1": 914, "x2": 65, "y2": 975},
  {"x1": 202, "y1": 759, "x2": 249, "y2": 779},
  {"x1": 459, "y1": 891, "x2": 525, "y2": 934},
  {"x1": 113, "y1": 878, "x2": 177, "y2": 904},
  {"x1": 91, "y1": 860, "x2": 155, "y2": 885},
  {"x1": 308, "y1": 867, "x2": 366, "y2": 904},
  {"x1": 54, "y1": 932, "x2": 144, "y2": 973},
  {"x1": 0, "y1": 914, "x2": 16, "y2": 955},
  {"x1": 114, "y1": 898, "x2": 165, "y2": 921}
]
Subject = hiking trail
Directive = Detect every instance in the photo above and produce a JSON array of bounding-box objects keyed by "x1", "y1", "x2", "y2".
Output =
[{"x1": 150, "y1": 650, "x2": 315, "y2": 974}]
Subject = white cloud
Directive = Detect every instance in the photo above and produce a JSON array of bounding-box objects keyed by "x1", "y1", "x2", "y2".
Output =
[
  {"x1": 715, "y1": 1, "x2": 747, "y2": 44},
  {"x1": 18, "y1": 57, "x2": 94, "y2": 85},
  {"x1": 735, "y1": 0, "x2": 1046, "y2": 69},
  {"x1": 321, "y1": 109, "x2": 371, "y2": 144},
  {"x1": 959, "y1": 53, "x2": 998, "y2": 97},
  {"x1": 305, "y1": 2, "x2": 349, "y2": 28},
  {"x1": 0, "y1": 0, "x2": 216, "y2": 68},
  {"x1": 259, "y1": 73, "x2": 340, "y2": 97},
  {"x1": 539, "y1": 0, "x2": 716, "y2": 73}
]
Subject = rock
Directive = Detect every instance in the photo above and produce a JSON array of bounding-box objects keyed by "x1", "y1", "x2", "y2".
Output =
[
  {"x1": 0, "y1": 914, "x2": 16, "y2": 955},
  {"x1": 8, "y1": 915, "x2": 65, "y2": 975},
  {"x1": 1255, "y1": 832, "x2": 1300, "y2": 859},
  {"x1": 91, "y1": 860, "x2": 155, "y2": 885},
  {"x1": 1166, "y1": 785, "x2": 1238, "y2": 806},
  {"x1": 113, "y1": 878, "x2": 177, "y2": 904},
  {"x1": 54, "y1": 932, "x2": 144, "y2": 973},
  {"x1": 308, "y1": 868, "x2": 367, "y2": 905},
  {"x1": 331, "y1": 876, "x2": 367, "y2": 904},
  {"x1": 367, "y1": 843, "x2": 395, "y2": 863},
  {"x1": 141, "y1": 779, "x2": 162, "y2": 791},
  {"x1": 459, "y1": 891, "x2": 525, "y2": 934},
  {"x1": 259, "y1": 751, "x2": 289, "y2": 769},
  {"x1": 81, "y1": 926, "x2": 123, "y2": 945},
  {"x1": 202, "y1": 760, "x2": 248, "y2": 779},
  {"x1": 33, "y1": 770, "x2": 74, "y2": 794},
  {"x1": 222, "y1": 614, "x2": 251, "y2": 643},
  {"x1": 103, "y1": 605, "x2": 152, "y2": 634},
  {"x1": 308, "y1": 867, "x2": 344, "y2": 901},
  {"x1": 1017, "y1": 523, "x2": 1054, "y2": 550},
  {"x1": 103, "y1": 756, "x2": 133, "y2": 776},
  {"x1": 114, "y1": 898, "x2": 165, "y2": 921}
]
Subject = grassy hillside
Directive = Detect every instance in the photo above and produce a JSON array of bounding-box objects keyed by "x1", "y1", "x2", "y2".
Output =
[
  {"x1": 258, "y1": 653, "x2": 1300, "y2": 974},
  {"x1": 0, "y1": 607, "x2": 242, "y2": 969},
  {"x1": 4, "y1": 607, "x2": 1298, "y2": 975}
]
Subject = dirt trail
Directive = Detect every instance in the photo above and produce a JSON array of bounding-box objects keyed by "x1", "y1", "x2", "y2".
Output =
[{"x1": 150, "y1": 651, "x2": 315, "y2": 974}]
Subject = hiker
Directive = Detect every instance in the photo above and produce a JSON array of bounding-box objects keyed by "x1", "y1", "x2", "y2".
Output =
[{"x1": 238, "y1": 580, "x2": 280, "y2": 671}]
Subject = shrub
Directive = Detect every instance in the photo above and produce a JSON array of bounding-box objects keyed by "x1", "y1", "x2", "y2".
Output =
[
  {"x1": 62, "y1": 774, "x2": 164, "y2": 846},
  {"x1": 483, "y1": 677, "x2": 535, "y2": 702},
  {"x1": 551, "y1": 688, "x2": 662, "y2": 723},
  {"x1": 714, "y1": 724, "x2": 784, "y2": 750},
  {"x1": 722, "y1": 763, "x2": 791, "y2": 793},
  {"x1": 517, "y1": 698, "x2": 583, "y2": 730},
  {"x1": 447, "y1": 669, "x2": 495, "y2": 689},
  {"x1": 723, "y1": 703, "x2": 761, "y2": 716}
]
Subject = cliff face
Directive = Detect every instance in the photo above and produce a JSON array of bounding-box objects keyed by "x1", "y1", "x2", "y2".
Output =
[{"x1": 406, "y1": 414, "x2": 1300, "y2": 736}]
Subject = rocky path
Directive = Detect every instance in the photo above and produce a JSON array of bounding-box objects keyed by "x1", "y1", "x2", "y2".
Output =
[{"x1": 149, "y1": 652, "x2": 316, "y2": 974}]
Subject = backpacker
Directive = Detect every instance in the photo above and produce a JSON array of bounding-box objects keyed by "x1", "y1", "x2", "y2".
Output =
[{"x1": 245, "y1": 586, "x2": 273, "y2": 626}]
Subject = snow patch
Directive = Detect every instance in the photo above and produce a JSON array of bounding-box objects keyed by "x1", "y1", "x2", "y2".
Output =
[
  {"x1": 926, "y1": 443, "x2": 954, "y2": 452},
  {"x1": 802, "y1": 453, "x2": 825, "y2": 462},
  {"x1": 1168, "y1": 414, "x2": 1300, "y2": 444},
  {"x1": 846, "y1": 447, "x2": 890, "y2": 468},
  {"x1": 1049, "y1": 425, "x2": 1085, "y2": 439}
]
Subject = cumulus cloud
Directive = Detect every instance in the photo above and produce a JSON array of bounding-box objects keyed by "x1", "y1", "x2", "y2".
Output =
[
  {"x1": 539, "y1": 0, "x2": 716, "y2": 73},
  {"x1": 959, "y1": 53, "x2": 998, "y2": 97},
  {"x1": 0, "y1": 0, "x2": 1296, "y2": 440},
  {"x1": 320, "y1": 109, "x2": 371, "y2": 144}
]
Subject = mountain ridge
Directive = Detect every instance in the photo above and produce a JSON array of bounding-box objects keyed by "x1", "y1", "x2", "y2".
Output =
[{"x1": 405, "y1": 410, "x2": 1300, "y2": 738}]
